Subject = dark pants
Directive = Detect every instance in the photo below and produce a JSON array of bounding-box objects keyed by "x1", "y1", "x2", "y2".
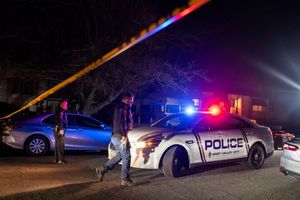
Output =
[
  {"x1": 104, "y1": 135, "x2": 131, "y2": 180},
  {"x1": 54, "y1": 130, "x2": 65, "y2": 162}
]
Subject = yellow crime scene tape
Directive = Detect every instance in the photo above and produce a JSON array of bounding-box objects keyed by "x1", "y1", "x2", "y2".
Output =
[{"x1": 0, "y1": 0, "x2": 210, "y2": 120}]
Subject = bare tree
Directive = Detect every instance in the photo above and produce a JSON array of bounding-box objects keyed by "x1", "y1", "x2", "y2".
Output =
[
  {"x1": 74, "y1": 38, "x2": 208, "y2": 114},
  {"x1": 0, "y1": 0, "x2": 209, "y2": 115}
]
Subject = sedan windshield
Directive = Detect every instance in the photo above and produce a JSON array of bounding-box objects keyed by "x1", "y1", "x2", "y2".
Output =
[{"x1": 151, "y1": 113, "x2": 202, "y2": 130}]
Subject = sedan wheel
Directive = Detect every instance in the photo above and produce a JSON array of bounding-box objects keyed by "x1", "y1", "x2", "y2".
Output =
[
  {"x1": 247, "y1": 144, "x2": 265, "y2": 169},
  {"x1": 25, "y1": 135, "x2": 49, "y2": 156},
  {"x1": 162, "y1": 146, "x2": 189, "y2": 177}
]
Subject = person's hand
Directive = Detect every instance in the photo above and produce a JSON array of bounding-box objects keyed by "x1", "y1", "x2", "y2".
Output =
[
  {"x1": 59, "y1": 130, "x2": 64, "y2": 136},
  {"x1": 121, "y1": 136, "x2": 127, "y2": 143},
  {"x1": 121, "y1": 135, "x2": 128, "y2": 150}
]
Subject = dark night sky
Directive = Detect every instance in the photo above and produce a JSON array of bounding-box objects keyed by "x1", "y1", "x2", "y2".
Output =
[
  {"x1": 166, "y1": 0, "x2": 300, "y2": 96},
  {"x1": 1, "y1": 0, "x2": 300, "y2": 96}
]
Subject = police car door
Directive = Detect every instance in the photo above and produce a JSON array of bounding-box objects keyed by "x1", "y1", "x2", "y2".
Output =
[
  {"x1": 193, "y1": 115, "x2": 247, "y2": 163},
  {"x1": 216, "y1": 116, "x2": 249, "y2": 160}
]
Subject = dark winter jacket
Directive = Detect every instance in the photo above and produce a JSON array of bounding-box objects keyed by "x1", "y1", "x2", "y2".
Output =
[
  {"x1": 112, "y1": 102, "x2": 133, "y2": 137},
  {"x1": 54, "y1": 107, "x2": 68, "y2": 131}
]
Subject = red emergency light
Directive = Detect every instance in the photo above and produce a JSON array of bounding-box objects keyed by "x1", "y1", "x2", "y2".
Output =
[{"x1": 208, "y1": 104, "x2": 222, "y2": 116}]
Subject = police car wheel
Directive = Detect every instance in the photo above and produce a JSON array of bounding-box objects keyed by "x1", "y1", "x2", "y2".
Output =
[
  {"x1": 162, "y1": 146, "x2": 188, "y2": 178},
  {"x1": 247, "y1": 144, "x2": 265, "y2": 169},
  {"x1": 25, "y1": 135, "x2": 50, "y2": 156}
]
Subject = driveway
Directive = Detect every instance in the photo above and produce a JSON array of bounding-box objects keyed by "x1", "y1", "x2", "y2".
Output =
[{"x1": 0, "y1": 148, "x2": 299, "y2": 200}]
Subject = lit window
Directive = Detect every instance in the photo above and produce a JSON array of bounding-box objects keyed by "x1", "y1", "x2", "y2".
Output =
[
  {"x1": 229, "y1": 97, "x2": 242, "y2": 115},
  {"x1": 252, "y1": 105, "x2": 263, "y2": 112},
  {"x1": 230, "y1": 107, "x2": 238, "y2": 114}
]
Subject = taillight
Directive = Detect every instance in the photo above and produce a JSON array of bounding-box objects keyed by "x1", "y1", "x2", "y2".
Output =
[{"x1": 283, "y1": 144, "x2": 299, "y2": 151}]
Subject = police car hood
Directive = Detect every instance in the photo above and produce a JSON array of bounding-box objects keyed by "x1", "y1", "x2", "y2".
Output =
[{"x1": 128, "y1": 127, "x2": 170, "y2": 142}]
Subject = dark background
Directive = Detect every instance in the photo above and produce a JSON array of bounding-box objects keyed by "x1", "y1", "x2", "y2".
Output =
[{"x1": 1, "y1": 0, "x2": 300, "y2": 128}]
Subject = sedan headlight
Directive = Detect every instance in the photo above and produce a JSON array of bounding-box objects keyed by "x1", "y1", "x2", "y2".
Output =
[
  {"x1": 133, "y1": 141, "x2": 147, "y2": 148},
  {"x1": 132, "y1": 139, "x2": 162, "y2": 148}
]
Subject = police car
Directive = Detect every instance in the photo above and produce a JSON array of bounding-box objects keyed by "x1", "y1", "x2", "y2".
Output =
[{"x1": 109, "y1": 111, "x2": 274, "y2": 177}]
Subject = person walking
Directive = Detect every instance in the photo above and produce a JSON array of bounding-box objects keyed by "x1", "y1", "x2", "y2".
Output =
[
  {"x1": 96, "y1": 93, "x2": 135, "y2": 186},
  {"x1": 53, "y1": 99, "x2": 68, "y2": 164}
]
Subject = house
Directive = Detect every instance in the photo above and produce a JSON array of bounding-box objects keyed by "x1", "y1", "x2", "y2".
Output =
[
  {"x1": 0, "y1": 64, "x2": 297, "y2": 131},
  {"x1": 131, "y1": 88, "x2": 269, "y2": 125}
]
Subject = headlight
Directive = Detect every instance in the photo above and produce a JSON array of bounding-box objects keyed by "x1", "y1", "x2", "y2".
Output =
[
  {"x1": 133, "y1": 140, "x2": 162, "y2": 148},
  {"x1": 134, "y1": 141, "x2": 147, "y2": 148},
  {"x1": 132, "y1": 133, "x2": 165, "y2": 149}
]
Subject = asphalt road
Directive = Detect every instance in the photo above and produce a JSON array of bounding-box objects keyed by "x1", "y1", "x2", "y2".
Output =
[{"x1": 0, "y1": 147, "x2": 299, "y2": 200}]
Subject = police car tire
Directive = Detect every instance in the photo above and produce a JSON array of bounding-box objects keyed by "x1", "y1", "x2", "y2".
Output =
[
  {"x1": 162, "y1": 146, "x2": 188, "y2": 178},
  {"x1": 247, "y1": 144, "x2": 265, "y2": 169},
  {"x1": 25, "y1": 135, "x2": 50, "y2": 156}
]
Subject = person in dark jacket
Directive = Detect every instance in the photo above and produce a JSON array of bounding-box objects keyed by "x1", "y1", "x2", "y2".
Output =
[
  {"x1": 96, "y1": 93, "x2": 135, "y2": 186},
  {"x1": 53, "y1": 99, "x2": 68, "y2": 164}
]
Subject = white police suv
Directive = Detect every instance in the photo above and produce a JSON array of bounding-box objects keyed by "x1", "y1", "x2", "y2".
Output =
[{"x1": 109, "y1": 111, "x2": 274, "y2": 177}]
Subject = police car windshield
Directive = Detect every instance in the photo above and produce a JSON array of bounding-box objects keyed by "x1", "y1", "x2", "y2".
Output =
[{"x1": 151, "y1": 113, "x2": 202, "y2": 130}]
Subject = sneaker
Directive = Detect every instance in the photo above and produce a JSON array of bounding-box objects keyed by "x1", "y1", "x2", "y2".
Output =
[
  {"x1": 53, "y1": 160, "x2": 58, "y2": 164},
  {"x1": 96, "y1": 166, "x2": 106, "y2": 182},
  {"x1": 121, "y1": 178, "x2": 136, "y2": 187},
  {"x1": 57, "y1": 160, "x2": 67, "y2": 164}
]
